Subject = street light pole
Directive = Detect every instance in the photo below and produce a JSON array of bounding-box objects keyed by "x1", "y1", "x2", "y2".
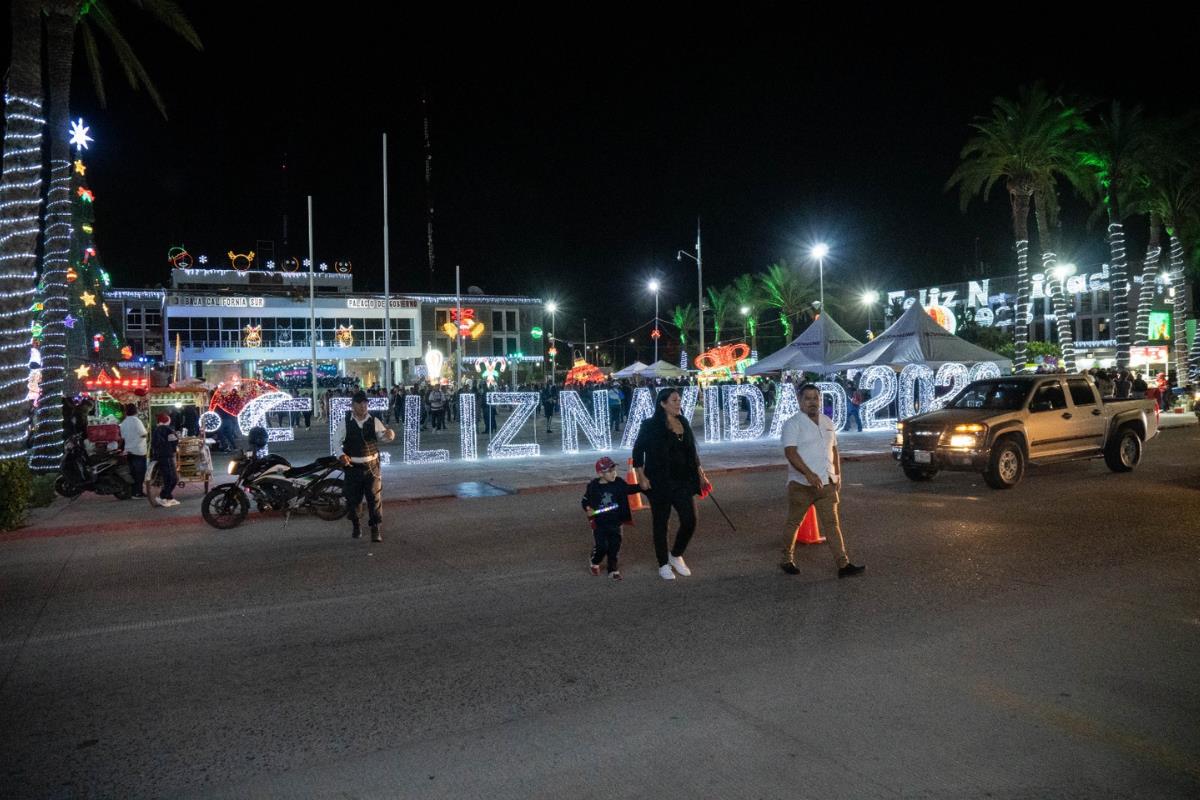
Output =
[
  {"x1": 811, "y1": 243, "x2": 829, "y2": 312},
  {"x1": 677, "y1": 219, "x2": 704, "y2": 359},
  {"x1": 648, "y1": 280, "x2": 660, "y2": 364}
]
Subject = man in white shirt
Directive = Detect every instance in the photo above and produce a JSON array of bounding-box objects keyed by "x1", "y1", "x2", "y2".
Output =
[
  {"x1": 779, "y1": 383, "x2": 865, "y2": 578},
  {"x1": 118, "y1": 403, "x2": 148, "y2": 498}
]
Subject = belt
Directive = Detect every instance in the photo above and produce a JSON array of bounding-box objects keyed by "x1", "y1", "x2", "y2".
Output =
[{"x1": 348, "y1": 454, "x2": 379, "y2": 465}]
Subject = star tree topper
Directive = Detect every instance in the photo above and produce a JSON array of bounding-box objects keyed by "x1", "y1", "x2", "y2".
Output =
[{"x1": 69, "y1": 119, "x2": 93, "y2": 150}]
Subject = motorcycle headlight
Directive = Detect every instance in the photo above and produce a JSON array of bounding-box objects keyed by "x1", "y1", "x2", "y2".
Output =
[{"x1": 227, "y1": 459, "x2": 239, "y2": 475}]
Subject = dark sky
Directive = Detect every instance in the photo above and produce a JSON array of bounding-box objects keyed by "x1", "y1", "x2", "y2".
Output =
[{"x1": 7, "y1": 8, "x2": 1198, "y2": 343}]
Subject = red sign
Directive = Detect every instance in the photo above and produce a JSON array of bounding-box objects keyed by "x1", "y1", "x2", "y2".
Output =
[{"x1": 1129, "y1": 346, "x2": 1168, "y2": 365}]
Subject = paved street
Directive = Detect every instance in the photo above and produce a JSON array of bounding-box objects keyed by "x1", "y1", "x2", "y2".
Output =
[{"x1": 2, "y1": 428, "x2": 1198, "y2": 798}]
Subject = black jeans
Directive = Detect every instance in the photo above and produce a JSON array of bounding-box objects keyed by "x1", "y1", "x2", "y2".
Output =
[
  {"x1": 591, "y1": 525, "x2": 622, "y2": 572},
  {"x1": 648, "y1": 483, "x2": 697, "y2": 567},
  {"x1": 127, "y1": 454, "x2": 147, "y2": 495},
  {"x1": 345, "y1": 460, "x2": 383, "y2": 530},
  {"x1": 158, "y1": 458, "x2": 178, "y2": 500}
]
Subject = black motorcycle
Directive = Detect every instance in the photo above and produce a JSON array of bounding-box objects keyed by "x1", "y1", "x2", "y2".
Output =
[
  {"x1": 200, "y1": 429, "x2": 347, "y2": 529},
  {"x1": 55, "y1": 433, "x2": 134, "y2": 500}
]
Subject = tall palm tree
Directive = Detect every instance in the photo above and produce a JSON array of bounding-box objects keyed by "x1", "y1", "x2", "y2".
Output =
[
  {"x1": 705, "y1": 286, "x2": 731, "y2": 344},
  {"x1": 28, "y1": 0, "x2": 202, "y2": 471},
  {"x1": 1145, "y1": 155, "x2": 1199, "y2": 380},
  {"x1": 671, "y1": 304, "x2": 697, "y2": 366},
  {"x1": 1078, "y1": 102, "x2": 1150, "y2": 371},
  {"x1": 731, "y1": 273, "x2": 760, "y2": 353},
  {"x1": 947, "y1": 84, "x2": 1091, "y2": 370},
  {"x1": 0, "y1": 0, "x2": 46, "y2": 461},
  {"x1": 759, "y1": 261, "x2": 815, "y2": 342}
]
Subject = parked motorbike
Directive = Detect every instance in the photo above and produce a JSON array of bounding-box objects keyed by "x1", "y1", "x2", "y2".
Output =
[
  {"x1": 200, "y1": 428, "x2": 347, "y2": 529},
  {"x1": 55, "y1": 433, "x2": 134, "y2": 500}
]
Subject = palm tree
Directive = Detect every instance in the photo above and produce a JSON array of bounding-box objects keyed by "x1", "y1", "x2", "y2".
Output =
[
  {"x1": 947, "y1": 84, "x2": 1091, "y2": 370},
  {"x1": 0, "y1": 0, "x2": 46, "y2": 461},
  {"x1": 27, "y1": 0, "x2": 202, "y2": 471},
  {"x1": 671, "y1": 304, "x2": 697, "y2": 356},
  {"x1": 705, "y1": 286, "x2": 731, "y2": 344},
  {"x1": 730, "y1": 273, "x2": 760, "y2": 353},
  {"x1": 759, "y1": 261, "x2": 815, "y2": 342},
  {"x1": 1078, "y1": 102, "x2": 1151, "y2": 371}
]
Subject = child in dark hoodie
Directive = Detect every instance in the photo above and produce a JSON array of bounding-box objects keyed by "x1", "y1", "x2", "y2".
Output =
[{"x1": 581, "y1": 456, "x2": 644, "y2": 580}]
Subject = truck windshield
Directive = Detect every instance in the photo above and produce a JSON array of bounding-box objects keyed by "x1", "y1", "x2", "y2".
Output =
[{"x1": 951, "y1": 381, "x2": 1030, "y2": 410}]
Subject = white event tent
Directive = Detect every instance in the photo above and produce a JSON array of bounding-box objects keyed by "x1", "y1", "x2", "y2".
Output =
[
  {"x1": 745, "y1": 312, "x2": 864, "y2": 375},
  {"x1": 830, "y1": 302, "x2": 1010, "y2": 370}
]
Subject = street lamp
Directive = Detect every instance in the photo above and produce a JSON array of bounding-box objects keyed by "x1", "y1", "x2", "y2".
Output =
[
  {"x1": 545, "y1": 301, "x2": 558, "y2": 383},
  {"x1": 861, "y1": 290, "x2": 879, "y2": 337},
  {"x1": 677, "y1": 220, "x2": 704, "y2": 359},
  {"x1": 810, "y1": 243, "x2": 830, "y2": 312},
  {"x1": 648, "y1": 280, "x2": 661, "y2": 364}
]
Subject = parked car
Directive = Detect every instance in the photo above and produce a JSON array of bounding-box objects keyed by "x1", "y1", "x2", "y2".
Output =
[{"x1": 893, "y1": 374, "x2": 1159, "y2": 489}]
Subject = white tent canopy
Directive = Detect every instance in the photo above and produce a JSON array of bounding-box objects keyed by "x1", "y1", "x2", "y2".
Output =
[
  {"x1": 744, "y1": 312, "x2": 863, "y2": 375},
  {"x1": 638, "y1": 360, "x2": 688, "y2": 379},
  {"x1": 830, "y1": 301, "x2": 1010, "y2": 370},
  {"x1": 611, "y1": 361, "x2": 649, "y2": 379}
]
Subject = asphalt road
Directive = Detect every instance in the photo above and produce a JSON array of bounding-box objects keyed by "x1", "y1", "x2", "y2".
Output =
[{"x1": 2, "y1": 429, "x2": 1198, "y2": 799}]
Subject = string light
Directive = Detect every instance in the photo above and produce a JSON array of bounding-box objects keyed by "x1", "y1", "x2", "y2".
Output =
[
  {"x1": 1014, "y1": 238, "x2": 1030, "y2": 367},
  {"x1": 679, "y1": 385, "x2": 699, "y2": 423},
  {"x1": 968, "y1": 362, "x2": 1001, "y2": 382},
  {"x1": 559, "y1": 389, "x2": 612, "y2": 453},
  {"x1": 898, "y1": 364, "x2": 935, "y2": 419},
  {"x1": 858, "y1": 366, "x2": 898, "y2": 430},
  {"x1": 459, "y1": 393, "x2": 477, "y2": 460},
  {"x1": 815, "y1": 381, "x2": 848, "y2": 432},
  {"x1": 403, "y1": 394, "x2": 448, "y2": 463},
  {"x1": 722, "y1": 384, "x2": 765, "y2": 441},
  {"x1": 703, "y1": 387, "x2": 722, "y2": 443},
  {"x1": 620, "y1": 387, "x2": 655, "y2": 449},
  {"x1": 486, "y1": 392, "x2": 540, "y2": 458},
  {"x1": 328, "y1": 396, "x2": 393, "y2": 465},
  {"x1": 769, "y1": 381, "x2": 801, "y2": 437},
  {"x1": 932, "y1": 363, "x2": 969, "y2": 410},
  {"x1": 199, "y1": 411, "x2": 221, "y2": 433}
]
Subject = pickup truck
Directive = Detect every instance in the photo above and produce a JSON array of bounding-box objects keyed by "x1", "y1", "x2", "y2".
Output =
[{"x1": 892, "y1": 374, "x2": 1159, "y2": 489}]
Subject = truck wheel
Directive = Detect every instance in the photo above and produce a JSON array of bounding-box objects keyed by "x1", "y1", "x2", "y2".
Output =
[
  {"x1": 984, "y1": 437, "x2": 1024, "y2": 489},
  {"x1": 902, "y1": 465, "x2": 938, "y2": 481},
  {"x1": 1104, "y1": 427, "x2": 1142, "y2": 473}
]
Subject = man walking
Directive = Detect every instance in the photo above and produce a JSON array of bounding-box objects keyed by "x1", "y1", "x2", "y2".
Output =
[
  {"x1": 151, "y1": 412, "x2": 181, "y2": 508},
  {"x1": 779, "y1": 383, "x2": 865, "y2": 578},
  {"x1": 340, "y1": 390, "x2": 396, "y2": 542}
]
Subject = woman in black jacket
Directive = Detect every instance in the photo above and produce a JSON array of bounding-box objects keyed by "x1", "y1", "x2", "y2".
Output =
[{"x1": 632, "y1": 388, "x2": 710, "y2": 580}]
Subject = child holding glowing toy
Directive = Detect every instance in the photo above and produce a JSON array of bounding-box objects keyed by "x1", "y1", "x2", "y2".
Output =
[{"x1": 581, "y1": 456, "x2": 644, "y2": 580}]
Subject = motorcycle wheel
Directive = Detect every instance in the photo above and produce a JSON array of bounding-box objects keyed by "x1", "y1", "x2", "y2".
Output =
[
  {"x1": 201, "y1": 485, "x2": 250, "y2": 529},
  {"x1": 310, "y1": 478, "x2": 348, "y2": 521},
  {"x1": 54, "y1": 475, "x2": 84, "y2": 498}
]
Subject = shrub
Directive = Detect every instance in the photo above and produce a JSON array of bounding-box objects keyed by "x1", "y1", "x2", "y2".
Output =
[
  {"x1": 29, "y1": 474, "x2": 58, "y2": 509},
  {"x1": 0, "y1": 460, "x2": 33, "y2": 531}
]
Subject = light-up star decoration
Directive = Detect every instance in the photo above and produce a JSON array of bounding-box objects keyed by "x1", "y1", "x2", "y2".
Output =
[
  {"x1": 74, "y1": 364, "x2": 91, "y2": 380},
  {"x1": 69, "y1": 118, "x2": 93, "y2": 150},
  {"x1": 265, "y1": 260, "x2": 276, "y2": 269},
  {"x1": 80, "y1": 291, "x2": 96, "y2": 307},
  {"x1": 64, "y1": 314, "x2": 76, "y2": 329},
  {"x1": 319, "y1": 262, "x2": 329, "y2": 272},
  {"x1": 198, "y1": 255, "x2": 208, "y2": 265},
  {"x1": 302, "y1": 258, "x2": 312, "y2": 268},
  {"x1": 73, "y1": 159, "x2": 86, "y2": 175}
]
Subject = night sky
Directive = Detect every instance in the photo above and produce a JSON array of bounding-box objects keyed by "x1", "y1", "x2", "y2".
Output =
[{"x1": 5, "y1": 9, "x2": 1198, "y2": 343}]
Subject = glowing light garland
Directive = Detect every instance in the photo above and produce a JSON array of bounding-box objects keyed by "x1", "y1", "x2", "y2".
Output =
[
  {"x1": 1014, "y1": 238, "x2": 1030, "y2": 367},
  {"x1": 1168, "y1": 235, "x2": 1195, "y2": 380},
  {"x1": 487, "y1": 392, "x2": 540, "y2": 458},
  {"x1": 679, "y1": 385, "x2": 699, "y2": 423},
  {"x1": 968, "y1": 362, "x2": 1001, "y2": 382},
  {"x1": 769, "y1": 382, "x2": 800, "y2": 438},
  {"x1": 403, "y1": 394, "x2": 448, "y2": 463},
  {"x1": 1043, "y1": 250, "x2": 1076, "y2": 371},
  {"x1": 815, "y1": 382, "x2": 848, "y2": 432},
  {"x1": 722, "y1": 384, "x2": 765, "y2": 441},
  {"x1": 559, "y1": 390, "x2": 611, "y2": 453},
  {"x1": 199, "y1": 411, "x2": 221, "y2": 433},
  {"x1": 459, "y1": 393, "x2": 478, "y2": 460},
  {"x1": 620, "y1": 387, "x2": 655, "y2": 449},
  {"x1": 932, "y1": 363, "x2": 969, "y2": 410},
  {"x1": 858, "y1": 366, "x2": 898, "y2": 431},
  {"x1": 703, "y1": 387, "x2": 722, "y2": 443},
  {"x1": 1108, "y1": 222, "x2": 1130, "y2": 369},
  {"x1": 328, "y1": 396, "x2": 393, "y2": 466},
  {"x1": 898, "y1": 364, "x2": 935, "y2": 419}
]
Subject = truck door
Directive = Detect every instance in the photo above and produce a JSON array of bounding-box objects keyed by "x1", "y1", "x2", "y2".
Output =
[
  {"x1": 1025, "y1": 379, "x2": 1072, "y2": 458},
  {"x1": 1065, "y1": 378, "x2": 1106, "y2": 452}
]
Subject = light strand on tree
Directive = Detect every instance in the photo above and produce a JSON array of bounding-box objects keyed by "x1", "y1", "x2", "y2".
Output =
[
  {"x1": 722, "y1": 384, "x2": 765, "y2": 441},
  {"x1": 898, "y1": 364, "x2": 935, "y2": 419},
  {"x1": 403, "y1": 394, "x2": 448, "y2": 463},
  {"x1": 1168, "y1": 235, "x2": 1194, "y2": 380},
  {"x1": 1013, "y1": 239, "x2": 1030, "y2": 368},
  {"x1": 620, "y1": 387, "x2": 655, "y2": 449},
  {"x1": 1108, "y1": 222, "x2": 1130, "y2": 370},
  {"x1": 1134, "y1": 244, "x2": 1159, "y2": 348},
  {"x1": 487, "y1": 392, "x2": 540, "y2": 458},
  {"x1": 859, "y1": 366, "x2": 898, "y2": 430},
  {"x1": 932, "y1": 363, "x2": 969, "y2": 410},
  {"x1": 1042, "y1": 248, "x2": 1076, "y2": 372},
  {"x1": 769, "y1": 381, "x2": 801, "y2": 437},
  {"x1": 559, "y1": 389, "x2": 611, "y2": 453},
  {"x1": 815, "y1": 381, "x2": 848, "y2": 432},
  {"x1": 703, "y1": 387, "x2": 722, "y2": 443}
]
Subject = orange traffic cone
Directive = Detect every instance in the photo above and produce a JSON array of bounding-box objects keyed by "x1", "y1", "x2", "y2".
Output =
[
  {"x1": 792, "y1": 506, "x2": 825, "y2": 545},
  {"x1": 626, "y1": 458, "x2": 646, "y2": 511}
]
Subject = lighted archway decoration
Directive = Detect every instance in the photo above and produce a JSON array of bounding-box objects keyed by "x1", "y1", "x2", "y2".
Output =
[
  {"x1": 695, "y1": 343, "x2": 752, "y2": 377},
  {"x1": 208, "y1": 378, "x2": 280, "y2": 417}
]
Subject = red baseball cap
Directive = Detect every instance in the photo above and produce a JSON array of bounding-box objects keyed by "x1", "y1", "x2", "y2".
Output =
[{"x1": 595, "y1": 457, "x2": 617, "y2": 473}]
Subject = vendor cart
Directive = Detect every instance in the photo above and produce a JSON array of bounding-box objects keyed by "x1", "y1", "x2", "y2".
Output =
[{"x1": 146, "y1": 435, "x2": 213, "y2": 506}]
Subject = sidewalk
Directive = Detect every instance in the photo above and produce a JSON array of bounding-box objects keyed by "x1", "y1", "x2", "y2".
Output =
[{"x1": 12, "y1": 424, "x2": 898, "y2": 539}]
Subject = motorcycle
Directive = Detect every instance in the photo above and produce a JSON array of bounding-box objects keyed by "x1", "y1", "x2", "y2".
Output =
[
  {"x1": 55, "y1": 433, "x2": 134, "y2": 500},
  {"x1": 200, "y1": 428, "x2": 347, "y2": 529}
]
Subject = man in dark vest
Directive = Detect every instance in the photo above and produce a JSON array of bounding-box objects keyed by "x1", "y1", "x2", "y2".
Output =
[{"x1": 340, "y1": 390, "x2": 396, "y2": 542}]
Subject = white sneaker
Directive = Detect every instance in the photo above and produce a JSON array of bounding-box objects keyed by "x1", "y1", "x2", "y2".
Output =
[
  {"x1": 668, "y1": 554, "x2": 691, "y2": 576},
  {"x1": 658, "y1": 564, "x2": 675, "y2": 580},
  {"x1": 160, "y1": 498, "x2": 180, "y2": 508}
]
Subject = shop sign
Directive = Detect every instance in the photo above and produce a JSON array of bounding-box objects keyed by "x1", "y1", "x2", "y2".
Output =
[
  {"x1": 346, "y1": 298, "x2": 418, "y2": 310},
  {"x1": 175, "y1": 295, "x2": 265, "y2": 308}
]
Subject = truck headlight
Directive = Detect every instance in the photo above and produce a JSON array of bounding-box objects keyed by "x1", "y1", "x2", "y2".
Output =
[{"x1": 948, "y1": 434, "x2": 979, "y2": 448}]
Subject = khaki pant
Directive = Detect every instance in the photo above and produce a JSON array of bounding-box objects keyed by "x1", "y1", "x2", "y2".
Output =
[{"x1": 784, "y1": 480, "x2": 849, "y2": 568}]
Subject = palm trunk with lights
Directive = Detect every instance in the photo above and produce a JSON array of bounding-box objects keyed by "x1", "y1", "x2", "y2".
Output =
[
  {"x1": 1034, "y1": 191, "x2": 1074, "y2": 372},
  {"x1": 1134, "y1": 212, "x2": 1161, "y2": 348},
  {"x1": 1008, "y1": 181, "x2": 1033, "y2": 370},
  {"x1": 1168, "y1": 231, "x2": 1195, "y2": 381}
]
